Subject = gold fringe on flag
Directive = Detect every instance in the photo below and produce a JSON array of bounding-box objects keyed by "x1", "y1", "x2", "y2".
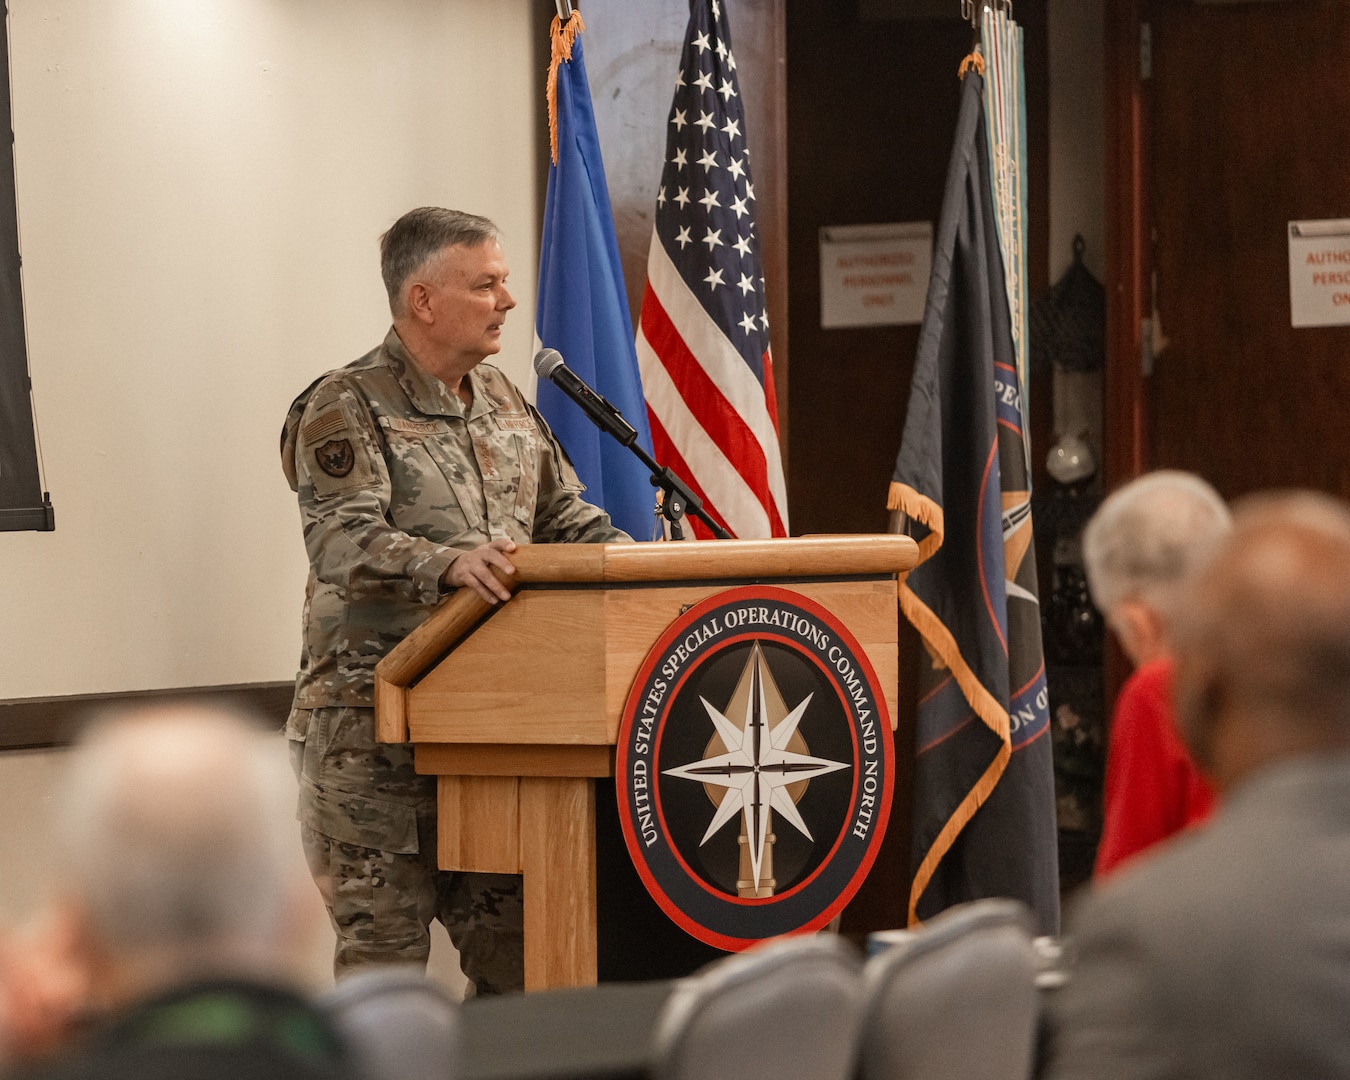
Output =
[
  {"x1": 907, "y1": 722, "x2": 1011, "y2": 925},
  {"x1": 547, "y1": 9, "x2": 587, "y2": 167},
  {"x1": 900, "y1": 580, "x2": 1013, "y2": 926},
  {"x1": 887, "y1": 476, "x2": 1014, "y2": 926},
  {"x1": 887, "y1": 480, "x2": 945, "y2": 566}
]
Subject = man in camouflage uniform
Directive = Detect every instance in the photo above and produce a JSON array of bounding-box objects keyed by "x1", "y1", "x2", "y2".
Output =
[{"x1": 281, "y1": 207, "x2": 629, "y2": 994}]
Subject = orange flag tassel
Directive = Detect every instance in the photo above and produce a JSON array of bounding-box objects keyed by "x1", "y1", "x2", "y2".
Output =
[
  {"x1": 957, "y1": 47, "x2": 985, "y2": 79},
  {"x1": 546, "y1": 8, "x2": 587, "y2": 166}
]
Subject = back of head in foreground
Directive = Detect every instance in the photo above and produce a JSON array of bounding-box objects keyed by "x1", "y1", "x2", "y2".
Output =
[
  {"x1": 52, "y1": 704, "x2": 315, "y2": 1010},
  {"x1": 1171, "y1": 490, "x2": 1350, "y2": 793},
  {"x1": 1081, "y1": 470, "x2": 1230, "y2": 664},
  {"x1": 1045, "y1": 492, "x2": 1350, "y2": 1080}
]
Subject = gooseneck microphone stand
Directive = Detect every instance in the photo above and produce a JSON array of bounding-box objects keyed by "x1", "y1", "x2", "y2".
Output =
[
  {"x1": 635, "y1": 440, "x2": 730, "y2": 541},
  {"x1": 593, "y1": 413, "x2": 731, "y2": 542},
  {"x1": 535, "y1": 351, "x2": 731, "y2": 540}
]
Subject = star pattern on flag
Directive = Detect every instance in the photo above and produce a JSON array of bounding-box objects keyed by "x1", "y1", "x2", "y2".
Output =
[
  {"x1": 637, "y1": 0, "x2": 788, "y2": 541},
  {"x1": 653, "y1": 0, "x2": 770, "y2": 352}
]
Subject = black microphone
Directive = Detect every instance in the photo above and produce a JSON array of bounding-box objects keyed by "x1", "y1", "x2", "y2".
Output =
[
  {"x1": 532, "y1": 347, "x2": 733, "y2": 540},
  {"x1": 533, "y1": 348, "x2": 639, "y2": 447}
]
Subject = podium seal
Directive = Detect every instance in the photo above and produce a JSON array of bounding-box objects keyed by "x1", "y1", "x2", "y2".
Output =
[{"x1": 616, "y1": 585, "x2": 893, "y2": 949}]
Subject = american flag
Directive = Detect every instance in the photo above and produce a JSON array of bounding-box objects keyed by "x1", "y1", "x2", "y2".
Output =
[{"x1": 635, "y1": 0, "x2": 788, "y2": 539}]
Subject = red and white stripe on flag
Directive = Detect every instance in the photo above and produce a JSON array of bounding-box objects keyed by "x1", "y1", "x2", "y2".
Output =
[
  {"x1": 635, "y1": 0, "x2": 788, "y2": 540},
  {"x1": 638, "y1": 237, "x2": 787, "y2": 539}
]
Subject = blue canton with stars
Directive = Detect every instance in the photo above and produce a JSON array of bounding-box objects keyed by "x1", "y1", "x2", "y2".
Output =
[{"x1": 655, "y1": 0, "x2": 771, "y2": 382}]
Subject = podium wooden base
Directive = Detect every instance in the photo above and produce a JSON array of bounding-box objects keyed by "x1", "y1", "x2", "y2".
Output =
[
  {"x1": 384, "y1": 538, "x2": 918, "y2": 991},
  {"x1": 431, "y1": 762, "x2": 602, "y2": 990},
  {"x1": 429, "y1": 766, "x2": 731, "y2": 989}
]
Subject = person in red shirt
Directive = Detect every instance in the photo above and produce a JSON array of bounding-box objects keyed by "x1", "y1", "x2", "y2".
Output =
[{"x1": 1082, "y1": 471, "x2": 1230, "y2": 878}]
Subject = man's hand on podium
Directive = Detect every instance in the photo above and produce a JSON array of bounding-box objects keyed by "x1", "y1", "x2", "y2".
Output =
[{"x1": 444, "y1": 538, "x2": 518, "y2": 604}]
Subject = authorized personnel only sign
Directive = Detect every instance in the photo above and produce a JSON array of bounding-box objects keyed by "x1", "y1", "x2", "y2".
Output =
[
  {"x1": 819, "y1": 222, "x2": 932, "y2": 329},
  {"x1": 1289, "y1": 219, "x2": 1350, "y2": 328}
]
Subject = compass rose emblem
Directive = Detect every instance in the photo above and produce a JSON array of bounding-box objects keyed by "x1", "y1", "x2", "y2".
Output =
[
  {"x1": 663, "y1": 642, "x2": 851, "y2": 895},
  {"x1": 616, "y1": 586, "x2": 893, "y2": 950}
]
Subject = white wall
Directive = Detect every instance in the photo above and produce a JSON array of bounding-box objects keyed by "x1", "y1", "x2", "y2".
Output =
[
  {"x1": 0, "y1": 0, "x2": 543, "y2": 700},
  {"x1": 1048, "y1": 0, "x2": 1106, "y2": 282}
]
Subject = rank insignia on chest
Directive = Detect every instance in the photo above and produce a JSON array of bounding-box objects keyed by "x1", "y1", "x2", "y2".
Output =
[{"x1": 315, "y1": 439, "x2": 356, "y2": 477}]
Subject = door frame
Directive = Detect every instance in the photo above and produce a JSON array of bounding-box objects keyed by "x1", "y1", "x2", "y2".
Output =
[
  {"x1": 1102, "y1": 0, "x2": 1154, "y2": 699},
  {"x1": 1104, "y1": 0, "x2": 1150, "y2": 493}
]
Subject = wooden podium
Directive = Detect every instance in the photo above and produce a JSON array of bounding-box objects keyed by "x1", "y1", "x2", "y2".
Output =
[{"x1": 373, "y1": 535, "x2": 917, "y2": 991}]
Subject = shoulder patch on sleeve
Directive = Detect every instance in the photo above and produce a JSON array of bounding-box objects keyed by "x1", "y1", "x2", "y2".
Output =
[
  {"x1": 297, "y1": 385, "x2": 381, "y2": 499},
  {"x1": 314, "y1": 438, "x2": 357, "y2": 477}
]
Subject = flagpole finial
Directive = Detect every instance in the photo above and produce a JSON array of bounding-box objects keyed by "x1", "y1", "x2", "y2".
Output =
[{"x1": 556, "y1": 0, "x2": 573, "y2": 20}]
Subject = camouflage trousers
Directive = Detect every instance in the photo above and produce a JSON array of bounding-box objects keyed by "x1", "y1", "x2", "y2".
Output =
[{"x1": 290, "y1": 706, "x2": 524, "y2": 995}]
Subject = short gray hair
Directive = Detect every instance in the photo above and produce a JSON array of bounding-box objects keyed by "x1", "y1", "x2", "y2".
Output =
[
  {"x1": 380, "y1": 207, "x2": 499, "y2": 317},
  {"x1": 54, "y1": 704, "x2": 303, "y2": 975},
  {"x1": 1082, "y1": 470, "x2": 1231, "y2": 617}
]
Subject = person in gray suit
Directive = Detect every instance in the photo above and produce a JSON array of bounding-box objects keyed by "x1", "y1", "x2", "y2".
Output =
[{"x1": 1045, "y1": 490, "x2": 1350, "y2": 1080}]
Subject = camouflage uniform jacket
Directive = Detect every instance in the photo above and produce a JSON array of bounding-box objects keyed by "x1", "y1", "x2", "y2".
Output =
[{"x1": 281, "y1": 328, "x2": 628, "y2": 711}]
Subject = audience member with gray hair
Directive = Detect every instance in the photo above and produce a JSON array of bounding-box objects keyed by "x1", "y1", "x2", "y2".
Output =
[
  {"x1": 1047, "y1": 490, "x2": 1350, "y2": 1079},
  {"x1": 3, "y1": 705, "x2": 358, "y2": 1080},
  {"x1": 1081, "y1": 471, "x2": 1230, "y2": 877}
]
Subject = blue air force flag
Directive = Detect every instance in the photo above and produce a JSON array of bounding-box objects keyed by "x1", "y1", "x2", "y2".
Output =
[{"x1": 536, "y1": 11, "x2": 656, "y2": 541}]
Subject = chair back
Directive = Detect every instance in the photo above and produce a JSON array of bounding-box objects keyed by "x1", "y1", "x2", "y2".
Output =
[
  {"x1": 858, "y1": 899, "x2": 1039, "y2": 1080},
  {"x1": 320, "y1": 968, "x2": 460, "y2": 1080},
  {"x1": 652, "y1": 934, "x2": 863, "y2": 1080}
]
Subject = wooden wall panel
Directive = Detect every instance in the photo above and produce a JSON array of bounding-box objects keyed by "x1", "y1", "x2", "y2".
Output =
[
  {"x1": 1147, "y1": 1, "x2": 1350, "y2": 499},
  {"x1": 1104, "y1": 0, "x2": 1148, "y2": 493},
  {"x1": 786, "y1": 5, "x2": 1047, "y2": 537}
]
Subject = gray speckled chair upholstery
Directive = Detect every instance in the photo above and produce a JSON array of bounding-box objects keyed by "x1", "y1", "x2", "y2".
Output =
[
  {"x1": 651, "y1": 934, "x2": 864, "y2": 1080},
  {"x1": 320, "y1": 968, "x2": 460, "y2": 1080},
  {"x1": 858, "y1": 899, "x2": 1040, "y2": 1080}
]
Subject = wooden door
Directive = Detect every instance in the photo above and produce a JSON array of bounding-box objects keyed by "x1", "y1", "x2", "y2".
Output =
[
  {"x1": 785, "y1": 4, "x2": 1049, "y2": 536},
  {"x1": 1108, "y1": 0, "x2": 1350, "y2": 497}
]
